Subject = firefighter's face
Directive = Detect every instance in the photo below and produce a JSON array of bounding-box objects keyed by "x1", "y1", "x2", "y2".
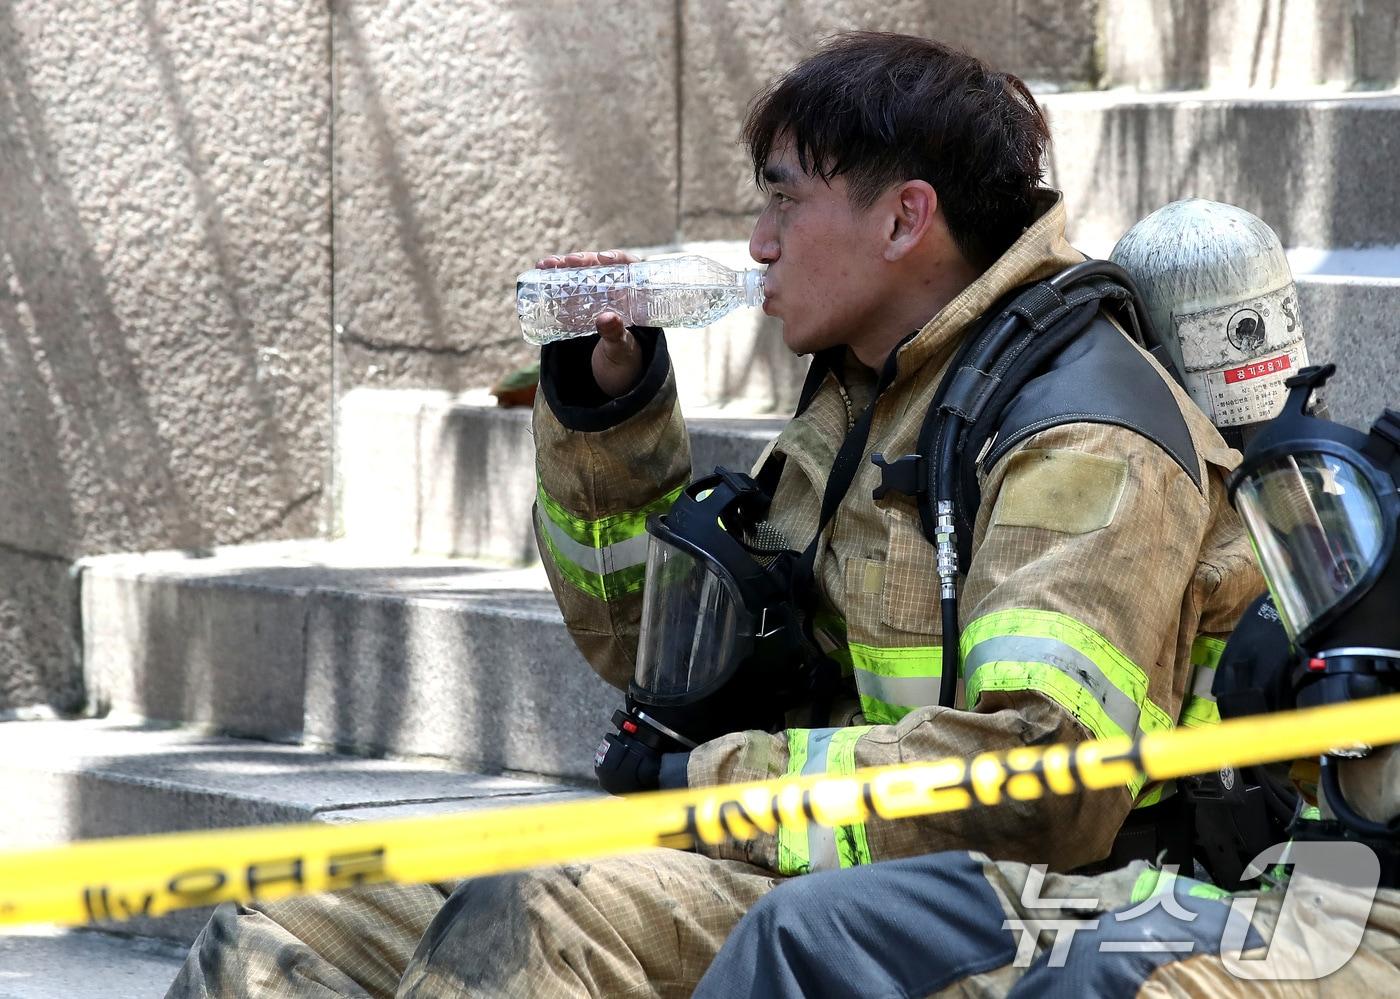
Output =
[{"x1": 748, "y1": 141, "x2": 890, "y2": 358}]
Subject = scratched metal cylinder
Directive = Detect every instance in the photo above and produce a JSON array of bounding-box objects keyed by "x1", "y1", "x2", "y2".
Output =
[{"x1": 1111, "y1": 199, "x2": 1310, "y2": 434}]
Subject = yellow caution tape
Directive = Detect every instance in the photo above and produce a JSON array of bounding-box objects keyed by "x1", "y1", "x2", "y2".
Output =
[{"x1": 3, "y1": 691, "x2": 1399, "y2": 930}]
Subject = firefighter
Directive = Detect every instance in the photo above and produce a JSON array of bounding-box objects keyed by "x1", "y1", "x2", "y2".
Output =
[
  {"x1": 166, "y1": 32, "x2": 1260, "y2": 998},
  {"x1": 694, "y1": 368, "x2": 1400, "y2": 997}
]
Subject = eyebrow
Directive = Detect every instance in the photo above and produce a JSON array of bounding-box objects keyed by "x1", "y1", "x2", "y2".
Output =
[{"x1": 761, "y1": 164, "x2": 798, "y2": 187}]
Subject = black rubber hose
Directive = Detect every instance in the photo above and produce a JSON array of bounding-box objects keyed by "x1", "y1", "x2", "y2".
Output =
[
  {"x1": 940, "y1": 597, "x2": 959, "y2": 707},
  {"x1": 1320, "y1": 754, "x2": 1400, "y2": 838}
]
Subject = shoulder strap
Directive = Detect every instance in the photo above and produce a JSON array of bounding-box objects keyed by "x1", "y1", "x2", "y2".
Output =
[
  {"x1": 908, "y1": 274, "x2": 1138, "y2": 564},
  {"x1": 950, "y1": 298, "x2": 1199, "y2": 568}
]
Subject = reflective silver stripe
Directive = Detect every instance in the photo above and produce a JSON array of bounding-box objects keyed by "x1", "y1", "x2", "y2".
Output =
[
  {"x1": 853, "y1": 668, "x2": 941, "y2": 710},
  {"x1": 1190, "y1": 664, "x2": 1217, "y2": 703},
  {"x1": 536, "y1": 511, "x2": 651, "y2": 577},
  {"x1": 801, "y1": 728, "x2": 840, "y2": 872},
  {"x1": 963, "y1": 635, "x2": 1142, "y2": 738}
]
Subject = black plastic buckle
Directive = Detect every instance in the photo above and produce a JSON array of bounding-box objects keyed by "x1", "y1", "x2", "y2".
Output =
[{"x1": 870, "y1": 452, "x2": 924, "y2": 501}]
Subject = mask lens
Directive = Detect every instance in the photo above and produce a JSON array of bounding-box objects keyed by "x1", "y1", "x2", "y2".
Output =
[
  {"x1": 634, "y1": 533, "x2": 743, "y2": 701},
  {"x1": 1235, "y1": 452, "x2": 1388, "y2": 640}
]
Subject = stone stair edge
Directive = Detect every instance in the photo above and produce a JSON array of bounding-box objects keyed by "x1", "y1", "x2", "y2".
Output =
[
  {"x1": 1038, "y1": 88, "x2": 1400, "y2": 107},
  {"x1": 0, "y1": 718, "x2": 599, "y2": 948},
  {"x1": 77, "y1": 540, "x2": 556, "y2": 593},
  {"x1": 0, "y1": 718, "x2": 593, "y2": 834}
]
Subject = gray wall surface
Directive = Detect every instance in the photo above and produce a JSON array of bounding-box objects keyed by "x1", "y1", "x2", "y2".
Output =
[
  {"x1": 330, "y1": 0, "x2": 1101, "y2": 391},
  {"x1": 2, "y1": 1, "x2": 1396, "y2": 709},
  {"x1": 1, "y1": 1, "x2": 331, "y2": 708}
]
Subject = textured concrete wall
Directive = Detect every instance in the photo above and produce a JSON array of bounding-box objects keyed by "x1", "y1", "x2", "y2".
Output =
[
  {"x1": 0, "y1": 2, "x2": 331, "y2": 708},
  {"x1": 331, "y1": 0, "x2": 1102, "y2": 396},
  {"x1": 1104, "y1": 0, "x2": 1400, "y2": 91},
  {"x1": 680, "y1": 0, "x2": 1100, "y2": 242},
  {"x1": 1044, "y1": 93, "x2": 1400, "y2": 252},
  {"x1": 330, "y1": 0, "x2": 679, "y2": 395}
]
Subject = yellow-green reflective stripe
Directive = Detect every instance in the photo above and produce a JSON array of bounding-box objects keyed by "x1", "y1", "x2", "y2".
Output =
[
  {"x1": 538, "y1": 524, "x2": 648, "y2": 601},
  {"x1": 775, "y1": 726, "x2": 874, "y2": 875},
  {"x1": 1180, "y1": 699, "x2": 1221, "y2": 728},
  {"x1": 1181, "y1": 635, "x2": 1228, "y2": 729},
  {"x1": 1135, "y1": 783, "x2": 1170, "y2": 808},
  {"x1": 536, "y1": 504, "x2": 651, "y2": 580},
  {"x1": 1130, "y1": 867, "x2": 1229, "y2": 904},
  {"x1": 967, "y1": 662, "x2": 1150, "y2": 796},
  {"x1": 962, "y1": 610, "x2": 1173, "y2": 737},
  {"x1": 850, "y1": 644, "x2": 942, "y2": 721},
  {"x1": 776, "y1": 729, "x2": 811, "y2": 875},
  {"x1": 1192, "y1": 636, "x2": 1227, "y2": 670},
  {"x1": 859, "y1": 696, "x2": 914, "y2": 725},
  {"x1": 536, "y1": 480, "x2": 684, "y2": 548},
  {"x1": 828, "y1": 727, "x2": 874, "y2": 868}
]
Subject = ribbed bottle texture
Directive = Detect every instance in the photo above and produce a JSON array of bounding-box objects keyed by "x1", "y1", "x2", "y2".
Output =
[{"x1": 516, "y1": 254, "x2": 765, "y2": 346}]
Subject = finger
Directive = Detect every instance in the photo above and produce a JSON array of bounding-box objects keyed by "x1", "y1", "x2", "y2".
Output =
[
  {"x1": 595, "y1": 311, "x2": 629, "y2": 341},
  {"x1": 538, "y1": 252, "x2": 596, "y2": 268}
]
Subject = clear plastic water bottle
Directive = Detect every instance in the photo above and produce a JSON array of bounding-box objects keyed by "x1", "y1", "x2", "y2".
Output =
[{"x1": 516, "y1": 254, "x2": 766, "y2": 346}]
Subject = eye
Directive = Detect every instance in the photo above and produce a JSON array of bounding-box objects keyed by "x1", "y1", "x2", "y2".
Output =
[{"x1": 771, "y1": 191, "x2": 793, "y2": 206}]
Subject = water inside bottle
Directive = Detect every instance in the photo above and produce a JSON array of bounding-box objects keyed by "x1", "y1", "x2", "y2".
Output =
[{"x1": 640, "y1": 284, "x2": 745, "y2": 327}]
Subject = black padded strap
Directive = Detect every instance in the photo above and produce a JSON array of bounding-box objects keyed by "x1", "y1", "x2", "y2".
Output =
[{"x1": 939, "y1": 365, "x2": 1001, "y2": 422}]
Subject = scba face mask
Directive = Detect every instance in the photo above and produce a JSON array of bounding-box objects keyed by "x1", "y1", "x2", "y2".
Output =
[
  {"x1": 1227, "y1": 364, "x2": 1400, "y2": 842},
  {"x1": 594, "y1": 468, "x2": 813, "y2": 795},
  {"x1": 632, "y1": 469, "x2": 798, "y2": 719},
  {"x1": 1228, "y1": 365, "x2": 1400, "y2": 680}
]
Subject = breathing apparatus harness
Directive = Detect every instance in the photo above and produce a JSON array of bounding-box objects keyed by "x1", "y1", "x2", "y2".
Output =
[
  {"x1": 1221, "y1": 364, "x2": 1400, "y2": 884},
  {"x1": 869, "y1": 259, "x2": 1167, "y2": 708},
  {"x1": 596, "y1": 260, "x2": 1177, "y2": 795}
]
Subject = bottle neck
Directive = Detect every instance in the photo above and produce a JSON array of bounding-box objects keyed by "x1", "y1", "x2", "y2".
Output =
[{"x1": 742, "y1": 269, "x2": 766, "y2": 307}]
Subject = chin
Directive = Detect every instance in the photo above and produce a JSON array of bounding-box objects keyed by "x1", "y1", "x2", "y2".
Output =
[
  {"x1": 780, "y1": 325, "x2": 812, "y2": 357},
  {"x1": 782, "y1": 323, "x2": 839, "y2": 358}
]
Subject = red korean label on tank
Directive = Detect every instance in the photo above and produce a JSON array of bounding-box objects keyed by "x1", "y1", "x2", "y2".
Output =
[
  {"x1": 1174, "y1": 285, "x2": 1308, "y2": 428},
  {"x1": 1223, "y1": 353, "x2": 1292, "y2": 384}
]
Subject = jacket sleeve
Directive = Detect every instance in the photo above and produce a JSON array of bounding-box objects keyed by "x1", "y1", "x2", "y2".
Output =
[
  {"x1": 532, "y1": 329, "x2": 691, "y2": 691},
  {"x1": 688, "y1": 422, "x2": 1219, "y2": 875}
]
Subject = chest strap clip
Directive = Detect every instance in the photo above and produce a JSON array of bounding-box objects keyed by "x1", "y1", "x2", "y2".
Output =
[{"x1": 870, "y1": 452, "x2": 925, "y2": 501}]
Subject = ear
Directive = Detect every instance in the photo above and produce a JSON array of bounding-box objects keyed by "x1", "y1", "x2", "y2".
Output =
[{"x1": 882, "y1": 180, "x2": 937, "y2": 261}]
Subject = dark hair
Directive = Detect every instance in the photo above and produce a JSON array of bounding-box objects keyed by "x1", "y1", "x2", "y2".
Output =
[{"x1": 744, "y1": 32, "x2": 1050, "y2": 269}]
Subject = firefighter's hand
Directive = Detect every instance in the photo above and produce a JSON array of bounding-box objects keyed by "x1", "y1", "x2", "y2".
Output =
[{"x1": 535, "y1": 249, "x2": 645, "y2": 398}]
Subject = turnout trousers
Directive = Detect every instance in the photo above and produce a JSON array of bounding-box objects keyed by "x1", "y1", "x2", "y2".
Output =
[{"x1": 164, "y1": 849, "x2": 778, "y2": 998}]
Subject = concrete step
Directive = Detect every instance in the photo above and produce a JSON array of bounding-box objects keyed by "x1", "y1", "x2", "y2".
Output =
[
  {"x1": 338, "y1": 388, "x2": 785, "y2": 562},
  {"x1": 1101, "y1": 0, "x2": 1399, "y2": 92},
  {"x1": 0, "y1": 927, "x2": 188, "y2": 999},
  {"x1": 0, "y1": 717, "x2": 593, "y2": 944},
  {"x1": 1294, "y1": 261, "x2": 1400, "y2": 427},
  {"x1": 79, "y1": 544, "x2": 620, "y2": 782},
  {"x1": 1041, "y1": 91, "x2": 1400, "y2": 253}
]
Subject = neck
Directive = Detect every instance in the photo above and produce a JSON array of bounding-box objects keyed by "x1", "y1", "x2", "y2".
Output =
[{"x1": 853, "y1": 255, "x2": 983, "y2": 371}]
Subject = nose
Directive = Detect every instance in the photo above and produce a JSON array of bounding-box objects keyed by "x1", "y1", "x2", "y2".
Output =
[{"x1": 749, "y1": 206, "x2": 779, "y2": 265}]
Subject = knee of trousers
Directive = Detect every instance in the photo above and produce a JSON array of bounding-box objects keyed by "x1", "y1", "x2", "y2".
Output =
[{"x1": 404, "y1": 867, "x2": 597, "y2": 994}]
